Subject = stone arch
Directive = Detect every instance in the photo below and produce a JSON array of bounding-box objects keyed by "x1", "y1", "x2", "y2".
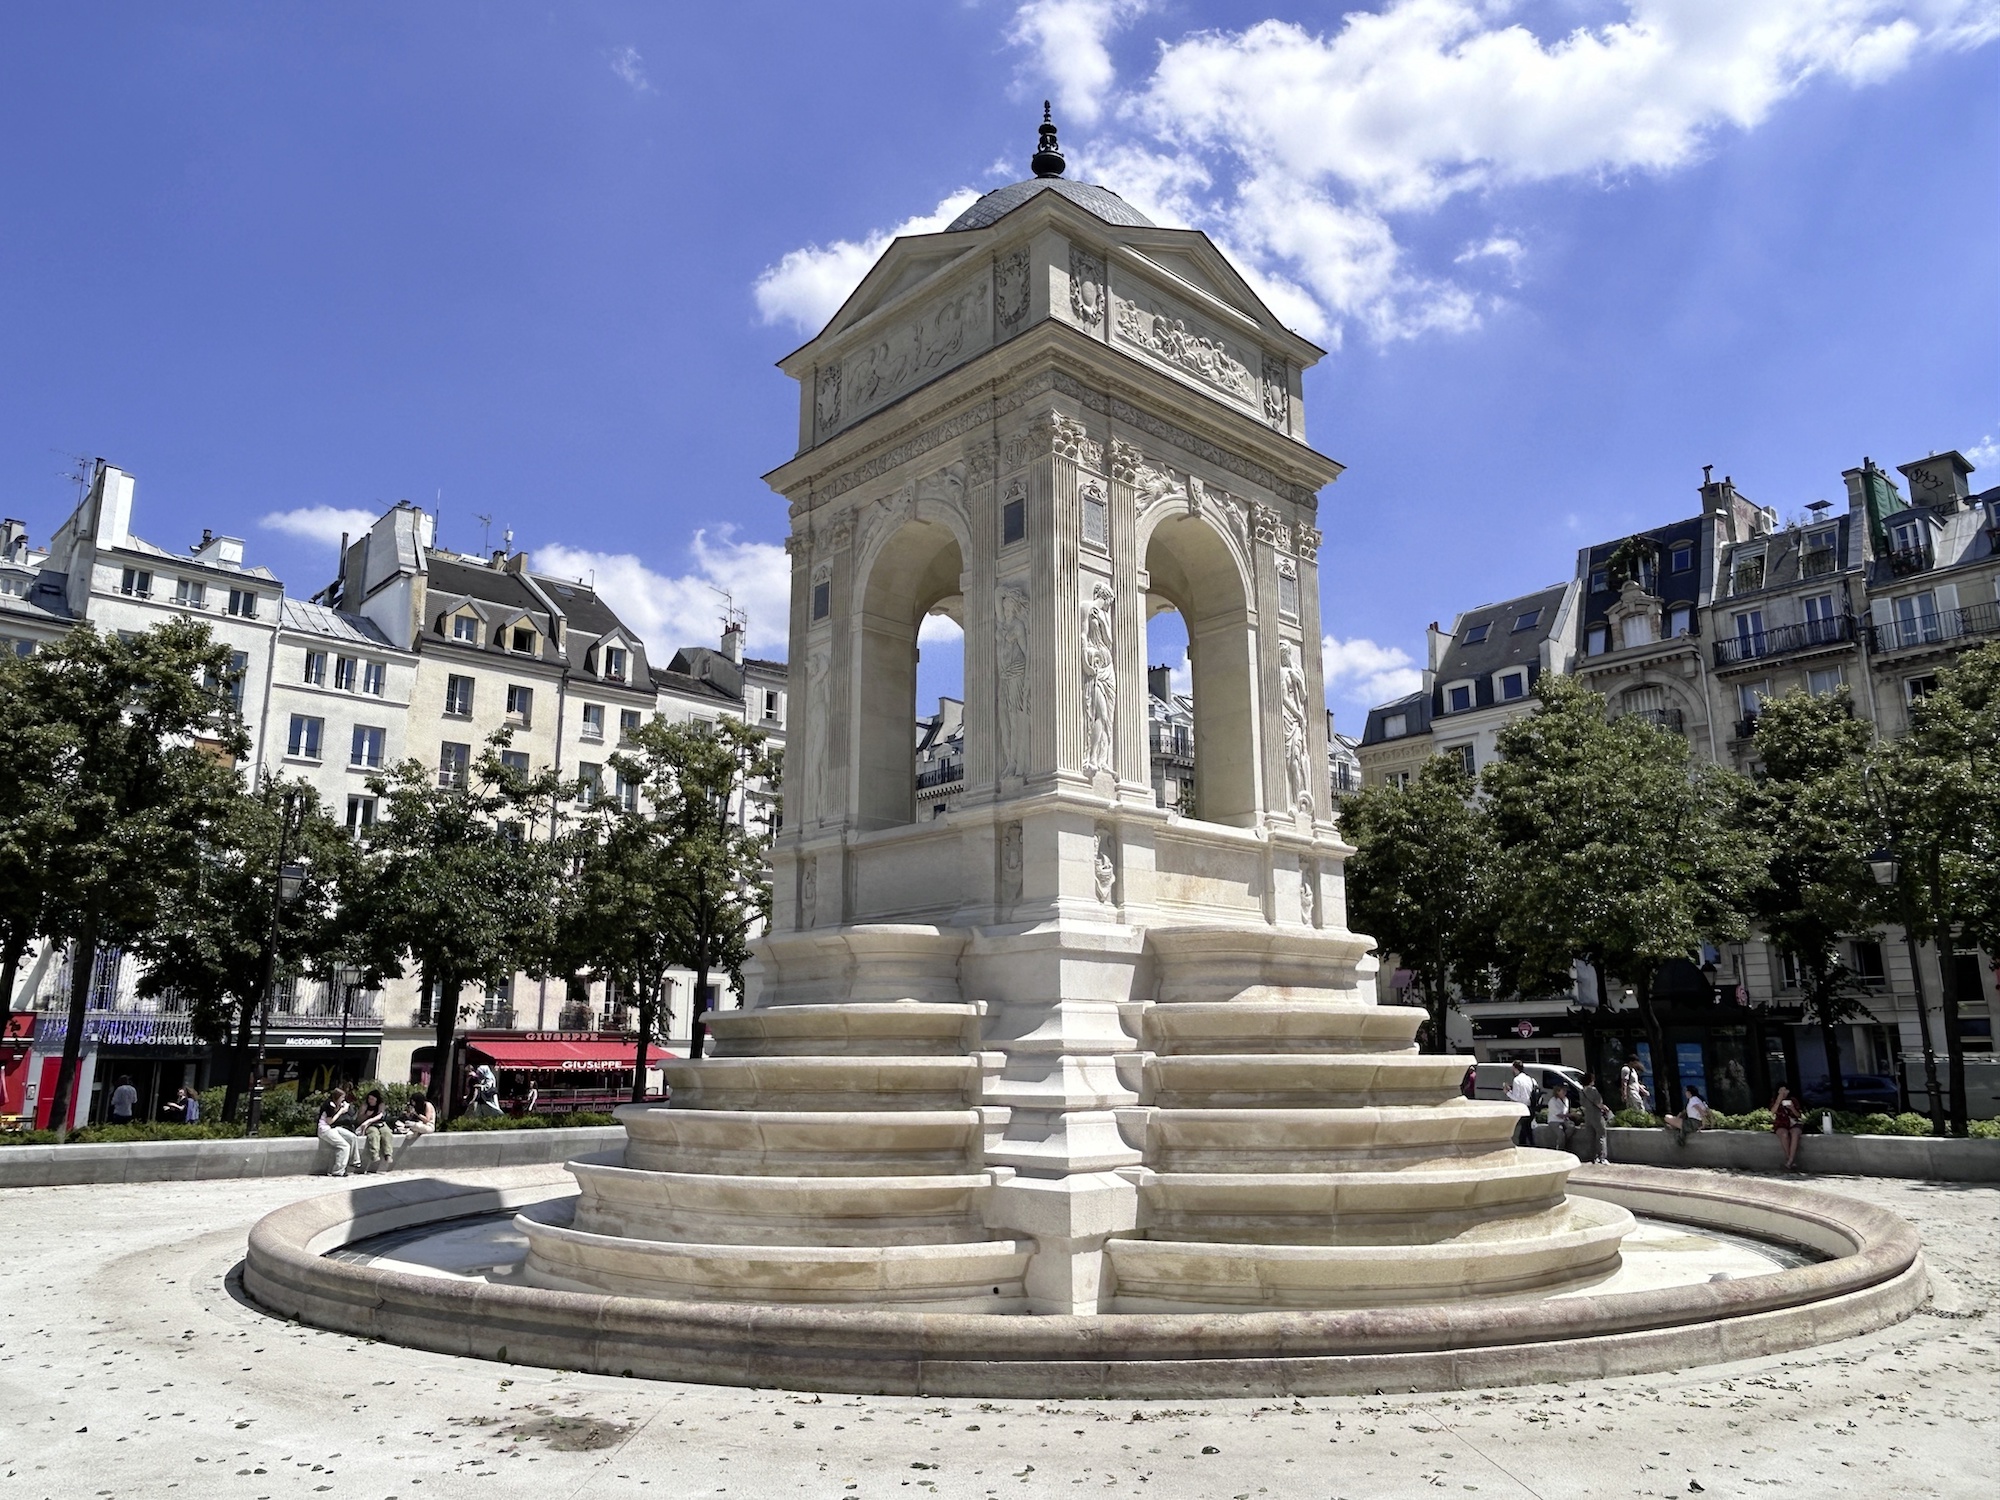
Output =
[
  {"x1": 1143, "y1": 510, "x2": 1259, "y2": 826},
  {"x1": 854, "y1": 517, "x2": 966, "y2": 830}
]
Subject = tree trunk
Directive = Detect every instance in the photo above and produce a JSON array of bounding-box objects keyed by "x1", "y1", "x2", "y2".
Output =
[
  {"x1": 1634, "y1": 969, "x2": 1677, "y2": 1109},
  {"x1": 689, "y1": 952, "x2": 711, "y2": 1062},
  {"x1": 431, "y1": 971, "x2": 462, "y2": 1123},
  {"x1": 1818, "y1": 1005, "x2": 1848, "y2": 1113},
  {"x1": 1422, "y1": 962, "x2": 1451, "y2": 1056},
  {"x1": 0, "y1": 924, "x2": 28, "y2": 1014},
  {"x1": 46, "y1": 922, "x2": 98, "y2": 1141},
  {"x1": 221, "y1": 989, "x2": 258, "y2": 1124},
  {"x1": 631, "y1": 977, "x2": 656, "y2": 1105},
  {"x1": 1935, "y1": 921, "x2": 1968, "y2": 1138}
]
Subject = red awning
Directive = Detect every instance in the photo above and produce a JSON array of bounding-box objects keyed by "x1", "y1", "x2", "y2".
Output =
[{"x1": 467, "y1": 1038, "x2": 674, "y2": 1072}]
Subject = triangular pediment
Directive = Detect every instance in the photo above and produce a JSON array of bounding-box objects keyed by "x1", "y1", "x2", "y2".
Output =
[{"x1": 815, "y1": 237, "x2": 983, "y2": 343}]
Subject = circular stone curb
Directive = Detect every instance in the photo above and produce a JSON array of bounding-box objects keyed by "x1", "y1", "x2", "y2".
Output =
[{"x1": 241, "y1": 1165, "x2": 1927, "y2": 1398}]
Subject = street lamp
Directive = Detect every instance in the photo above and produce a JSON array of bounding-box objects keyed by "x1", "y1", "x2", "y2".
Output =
[
  {"x1": 246, "y1": 789, "x2": 305, "y2": 1138},
  {"x1": 1862, "y1": 764, "x2": 1945, "y2": 1135}
]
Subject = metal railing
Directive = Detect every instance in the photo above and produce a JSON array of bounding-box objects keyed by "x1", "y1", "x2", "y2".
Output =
[
  {"x1": 1800, "y1": 549, "x2": 1841, "y2": 579},
  {"x1": 915, "y1": 759, "x2": 963, "y2": 791},
  {"x1": 1883, "y1": 542, "x2": 1934, "y2": 577},
  {"x1": 1734, "y1": 715, "x2": 1761, "y2": 741},
  {"x1": 1620, "y1": 707, "x2": 1685, "y2": 733},
  {"x1": 1713, "y1": 614, "x2": 1855, "y2": 667},
  {"x1": 1868, "y1": 601, "x2": 2000, "y2": 654}
]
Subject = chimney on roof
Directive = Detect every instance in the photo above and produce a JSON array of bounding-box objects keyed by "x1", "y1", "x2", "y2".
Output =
[
  {"x1": 1148, "y1": 665, "x2": 1172, "y2": 703},
  {"x1": 721, "y1": 619, "x2": 745, "y2": 665}
]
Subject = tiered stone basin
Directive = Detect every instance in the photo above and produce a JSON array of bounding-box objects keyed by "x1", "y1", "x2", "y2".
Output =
[{"x1": 515, "y1": 991, "x2": 1637, "y2": 1313}]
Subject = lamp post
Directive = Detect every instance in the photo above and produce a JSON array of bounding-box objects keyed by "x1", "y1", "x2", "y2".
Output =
[
  {"x1": 246, "y1": 790, "x2": 305, "y2": 1138},
  {"x1": 1862, "y1": 765, "x2": 1945, "y2": 1136}
]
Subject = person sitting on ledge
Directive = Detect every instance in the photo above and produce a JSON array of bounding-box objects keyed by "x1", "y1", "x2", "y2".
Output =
[
  {"x1": 1771, "y1": 1084, "x2": 1805, "y2": 1171},
  {"x1": 1663, "y1": 1084, "x2": 1710, "y2": 1145}
]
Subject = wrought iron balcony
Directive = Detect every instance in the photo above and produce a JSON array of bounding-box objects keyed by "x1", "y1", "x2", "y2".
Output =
[
  {"x1": 1621, "y1": 707, "x2": 1685, "y2": 733},
  {"x1": 1800, "y1": 549, "x2": 1841, "y2": 579},
  {"x1": 1884, "y1": 542, "x2": 1934, "y2": 577},
  {"x1": 1868, "y1": 601, "x2": 2000, "y2": 655},
  {"x1": 1713, "y1": 615, "x2": 1855, "y2": 667},
  {"x1": 1734, "y1": 715, "x2": 1761, "y2": 741},
  {"x1": 915, "y1": 759, "x2": 963, "y2": 791}
]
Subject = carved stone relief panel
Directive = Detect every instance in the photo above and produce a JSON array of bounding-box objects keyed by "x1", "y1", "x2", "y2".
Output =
[
  {"x1": 1133, "y1": 456, "x2": 1185, "y2": 514},
  {"x1": 803, "y1": 649, "x2": 831, "y2": 820},
  {"x1": 1112, "y1": 287, "x2": 1255, "y2": 404},
  {"x1": 967, "y1": 440, "x2": 997, "y2": 489},
  {"x1": 1253, "y1": 503, "x2": 1282, "y2": 547},
  {"x1": 914, "y1": 460, "x2": 967, "y2": 515},
  {"x1": 1081, "y1": 580, "x2": 1117, "y2": 779},
  {"x1": 1069, "y1": 245, "x2": 1105, "y2": 332},
  {"x1": 815, "y1": 364, "x2": 842, "y2": 438},
  {"x1": 1278, "y1": 638, "x2": 1313, "y2": 818},
  {"x1": 854, "y1": 486, "x2": 914, "y2": 566},
  {"x1": 1093, "y1": 824, "x2": 1118, "y2": 904},
  {"x1": 801, "y1": 856, "x2": 819, "y2": 929},
  {"x1": 996, "y1": 584, "x2": 1031, "y2": 778},
  {"x1": 1000, "y1": 821, "x2": 1023, "y2": 904},
  {"x1": 1299, "y1": 859, "x2": 1318, "y2": 927},
  {"x1": 1001, "y1": 428, "x2": 1038, "y2": 474},
  {"x1": 840, "y1": 277, "x2": 992, "y2": 426},
  {"x1": 1262, "y1": 355, "x2": 1290, "y2": 429},
  {"x1": 1109, "y1": 438, "x2": 1142, "y2": 485},
  {"x1": 995, "y1": 249, "x2": 1030, "y2": 337}
]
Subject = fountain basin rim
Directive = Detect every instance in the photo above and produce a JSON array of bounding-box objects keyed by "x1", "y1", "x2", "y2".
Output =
[{"x1": 242, "y1": 1165, "x2": 1925, "y2": 1397}]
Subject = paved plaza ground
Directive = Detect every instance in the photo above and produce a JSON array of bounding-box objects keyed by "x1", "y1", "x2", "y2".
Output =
[{"x1": 0, "y1": 1167, "x2": 1992, "y2": 1500}]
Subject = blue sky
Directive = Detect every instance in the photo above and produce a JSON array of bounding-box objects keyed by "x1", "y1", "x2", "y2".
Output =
[{"x1": 2, "y1": 1, "x2": 1994, "y2": 727}]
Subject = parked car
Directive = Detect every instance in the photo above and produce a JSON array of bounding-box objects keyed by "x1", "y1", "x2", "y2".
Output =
[
  {"x1": 1469, "y1": 1061, "x2": 1585, "y2": 1108},
  {"x1": 1801, "y1": 1073, "x2": 1901, "y2": 1111}
]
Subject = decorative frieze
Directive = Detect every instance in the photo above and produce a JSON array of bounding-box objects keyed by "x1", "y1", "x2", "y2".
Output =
[
  {"x1": 843, "y1": 278, "x2": 991, "y2": 419},
  {"x1": 1114, "y1": 292, "x2": 1254, "y2": 403}
]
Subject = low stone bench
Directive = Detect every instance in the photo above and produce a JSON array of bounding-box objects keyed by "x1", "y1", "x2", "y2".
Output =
[{"x1": 1608, "y1": 1126, "x2": 2000, "y2": 1182}]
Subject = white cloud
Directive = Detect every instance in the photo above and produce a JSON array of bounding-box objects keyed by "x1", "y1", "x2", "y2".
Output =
[
  {"x1": 1322, "y1": 633, "x2": 1424, "y2": 707},
  {"x1": 1055, "y1": 0, "x2": 1998, "y2": 343},
  {"x1": 918, "y1": 610, "x2": 965, "y2": 644},
  {"x1": 752, "y1": 190, "x2": 981, "y2": 334},
  {"x1": 1007, "y1": 0, "x2": 1150, "y2": 125},
  {"x1": 609, "y1": 44, "x2": 651, "y2": 94},
  {"x1": 259, "y1": 505, "x2": 378, "y2": 547},
  {"x1": 533, "y1": 530, "x2": 789, "y2": 658},
  {"x1": 1964, "y1": 432, "x2": 2000, "y2": 468}
]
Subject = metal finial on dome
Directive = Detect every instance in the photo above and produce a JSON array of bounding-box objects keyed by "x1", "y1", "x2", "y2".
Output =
[{"x1": 1030, "y1": 101, "x2": 1066, "y2": 178}]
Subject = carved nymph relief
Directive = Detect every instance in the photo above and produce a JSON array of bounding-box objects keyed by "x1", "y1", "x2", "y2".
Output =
[
  {"x1": 996, "y1": 584, "x2": 1031, "y2": 779},
  {"x1": 1278, "y1": 638, "x2": 1312, "y2": 818},
  {"x1": 1081, "y1": 580, "x2": 1117, "y2": 779}
]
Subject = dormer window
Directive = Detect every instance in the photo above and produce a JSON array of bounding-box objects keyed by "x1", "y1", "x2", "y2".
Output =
[
  {"x1": 1446, "y1": 683, "x2": 1473, "y2": 713},
  {"x1": 452, "y1": 615, "x2": 479, "y2": 643},
  {"x1": 1498, "y1": 669, "x2": 1527, "y2": 701},
  {"x1": 511, "y1": 627, "x2": 535, "y2": 654},
  {"x1": 1671, "y1": 542, "x2": 1693, "y2": 573},
  {"x1": 1803, "y1": 529, "x2": 1838, "y2": 576},
  {"x1": 1731, "y1": 552, "x2": 1765, "y2": 594},
  {"x1": 1382, "y1": 713, "x2": 1407, "y2": 739},
  {"x1": 603, "y1": 646, "x2": 628, "y2": 682}
]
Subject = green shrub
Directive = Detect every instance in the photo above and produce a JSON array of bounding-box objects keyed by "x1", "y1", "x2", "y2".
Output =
[
  {"x1": 1971, "y1": 1119, "x2": 2000, "y2": 1139},
  {"x1": 1712, "y1": 1108, "x2": 1774, "y2": 1131},
  {"x1": 443, "y1": 1110, "x2": 620, "y2": 1132},
  {"x1": 0, "y1": 1121, "x2": 246, "y2": 1146},
  {"x1": 1611, "y1": 1109, "x2": 1654, "y2": 1129}
]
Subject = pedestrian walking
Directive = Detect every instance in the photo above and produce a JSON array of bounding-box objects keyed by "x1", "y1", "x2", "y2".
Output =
[
  {"x1": 1571, "y1": 1072, "x2": 1610, "y2": 1165},
  {"x1": 1620, "y1": 1058, "x2": 1651, "y2": 1115},
  {"x1": 317, "y1": 1087, "x2": 361, "y2": 1176},
  {"x1": 1771, "y1": 1084, "x2": 1805, "y2": 1171},
  {"x1": 107, "y1": 1075, "x2": 137, "y2": 1126},
  {"x1": 356, "y1": 1089, "x2": 395, "y2": 1172},
  {"x1": 1506, "y1": 1061, "x2": 1536, "y2": 1147}
]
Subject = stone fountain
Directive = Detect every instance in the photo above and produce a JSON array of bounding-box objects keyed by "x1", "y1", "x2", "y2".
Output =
[
  {"x1": 244, "y1": 119, "x2": 1928, "y2": 1397},
  {"x1": 514, "y1": 122, "x2": 1632, "y2": 1317}
]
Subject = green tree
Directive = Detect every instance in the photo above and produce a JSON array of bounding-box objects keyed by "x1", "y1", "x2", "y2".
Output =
[
  {"x1": 125, "y1": 780, "x2": 357, "y2": 1122},
  {"x1": 9, "y1": 621, "x2": 249, "y2": 1137},
  {"x1": 1737, "y1": 689, "x2": 1880, "y2": 1116},
  {"x1": 603, "y1": 717, "x2": 777, "y2": 1063},
  {"x1": 0, "y1": 649, "x2": 81, "y2": 1009},
  {"x1": 1873, "y1": 641, "x2": 2000, "y2": 1136},
  {"x1": 346, "y1": 732, "x2": 566, "y2": 1119},
  {"x1": 1339, "y1": 755, "x2": 1502, "y2": 1053},
  {"x1": 1482, "y1": 677, "x2": 1766, "y2": 1103}
]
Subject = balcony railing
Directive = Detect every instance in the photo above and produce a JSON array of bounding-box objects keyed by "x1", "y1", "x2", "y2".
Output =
[
  {"x1": 1713, "y1": 614, "x2": 1856, "y2": 667},
  {"x1": 1621, "y1": 707, "x2": 1685, "y2": 733},
  {"x1": 1150, "y1": 726, "x2": 1193, "y2": 759},
  {"x1": 1734, "y1": 715, "x2": 1761, "y2": 741},
  {"x1": 1800, "y1": 549, "x2": 1841, "y2": 579},
  {"x1": 915, "y1": 759, "x2": 963, "y2": 791},
  {"x1": 1868, "y1": 601, "x2": 2000, "y2": 654},
  {"x1": 1884, "y1": 542, "x2": 1934, "y2": 577}
]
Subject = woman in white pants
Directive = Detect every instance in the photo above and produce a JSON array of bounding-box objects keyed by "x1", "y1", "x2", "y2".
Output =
[{"x1": 317, "y1": 1088, "x2": 361, "y2": 1177}]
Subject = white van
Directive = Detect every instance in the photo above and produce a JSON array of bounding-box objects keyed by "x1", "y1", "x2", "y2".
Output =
[{"x1": 1469, "y1": 1060, "x2": 1586, "y2": 1106}]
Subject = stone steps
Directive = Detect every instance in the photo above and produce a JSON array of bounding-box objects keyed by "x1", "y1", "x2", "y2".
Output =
[
  {"x1": 570, "y1": 1160, "x2": 1005, "y2": 1246},
  {"x1": 519, "y1": 1216, "x2": 1034, "y2": 1310},
  {"x1": 659, "y1": 1056, "x2": 984, "y2": 1111},
  {"x1": 1131, "y1": 1104, "x2": 1524, "y2": 1170},
  {"x1": 706, "y1": 1001, "x2": 983, "y2": 1057},
  {"x1": 1140, "y1": 1001, "x2": 1424, "y2": 1055},
  {"x1": 617, "y1": 1105, "x2": 983, "y2": 1177},
  {"x1": 1142, "y1": 1054, "x2": 1477, "y2": 1109},
  {"x1": 1104, "y1": 1196, "x2": 1632, "y2": 1311}
]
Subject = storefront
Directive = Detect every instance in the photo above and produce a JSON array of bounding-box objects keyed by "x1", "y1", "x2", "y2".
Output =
[{"x1": 451, "y1": 1031, "x2": 672, "y2": 1113}]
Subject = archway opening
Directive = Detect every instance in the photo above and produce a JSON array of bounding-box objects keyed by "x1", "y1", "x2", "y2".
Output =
[
  {"x1": 1143, "y1": 514, "x2": 1257, "y2": 826},
  {"x1": 857, "y1": 519, "x2": 964, "y2": 830},
  {"x1": 1145, "y1": 607, "x2": 1195, "y2": 815}
]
